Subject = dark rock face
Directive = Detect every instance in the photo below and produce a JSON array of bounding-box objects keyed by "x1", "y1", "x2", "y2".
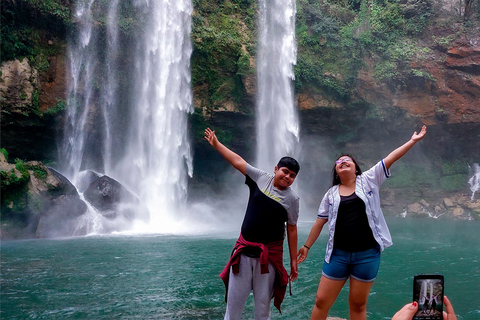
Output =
[
  {"x1": 76, "y1": 170, "x2": 102, "y2": 193},
  {"x1": 46, "y1": 167, "x2": 79, "y2": 197},
  {"x1": 36, "y1": 195, "x2": 88, "y2": 238},
  {"x1": 84, "y1": 175, "x2": 139, "y2": 221}
]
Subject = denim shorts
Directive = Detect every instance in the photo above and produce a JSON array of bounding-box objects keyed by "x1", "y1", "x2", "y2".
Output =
[{"x1": 322, "y1": 245, "x2": 381, "y2": 282}]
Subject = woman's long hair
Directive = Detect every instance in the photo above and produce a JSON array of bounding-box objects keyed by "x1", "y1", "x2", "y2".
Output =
[{"x1": 331, "y1": 154, "x2": 363, "y2": 186}]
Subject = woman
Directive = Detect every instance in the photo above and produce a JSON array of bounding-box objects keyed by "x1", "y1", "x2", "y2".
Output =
[{"x1": 297, "y1": 126, "x2": 427, "y2": 320}]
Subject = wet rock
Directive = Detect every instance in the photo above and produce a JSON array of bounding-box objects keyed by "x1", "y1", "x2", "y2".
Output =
[
  {"x1": 0, "y1": 153, "x2": 22, "y2": 178},
  {"x1": 36, "y1": 195, "x2": 87, "y2": 238},
  {"x1": 84, "y1": 175, "x2": 139, "y2": 221},
  {"x1": 76, "y1": 170, "x2": 102, "y2": 193},
  {"x1": 407, "y1": 202, "x2": 423, "y2": 214},
  {"x1": 443, "y1": 198, "x2": 455, "y2": 207},
  {"x1": 419, "y1": 199, "x2": 431, "y2": 208},
  {"x1": 465, "y1": 199, "x2": 480, "y2": 209},
  {"x1": 451, "y1": 207, "x2": 465, "y2": 217},
  {"x1": 40, "y1": 166, "x2": 77, "y2": 198},
  {"x1": 0, "y1": 58, "x2": 38, "y2": 114}
]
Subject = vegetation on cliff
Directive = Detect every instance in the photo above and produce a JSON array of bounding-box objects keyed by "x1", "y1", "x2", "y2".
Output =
[{"x1": 192, "y1": 0, "x2": 256, "y2": 111}]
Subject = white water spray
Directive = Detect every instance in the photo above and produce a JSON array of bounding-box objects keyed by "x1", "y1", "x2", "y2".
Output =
[
  {"x1": 468, "y1": 163, "x2": 480, "y2": 200},
  {"x1": 62, "y1": 0, "x2": 96, "y2": 184},
  {"x1": 117, "y1": 0, "x2": 194, "y2": 231},
  {"x1": 256, "y1": 0, "x2": 299, "y2": 169},
  {"x1": 61, "y1": 0, "x2": 193, "y2": 233}
]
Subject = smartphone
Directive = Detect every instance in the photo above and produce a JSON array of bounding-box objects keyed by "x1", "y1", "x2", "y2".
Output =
[{"x1": 412, "y1": 274, "x2": 444, "y2": 320}]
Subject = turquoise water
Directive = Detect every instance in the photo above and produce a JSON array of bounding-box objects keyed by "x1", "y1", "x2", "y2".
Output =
[{"x1": 1, "y1": 218, "x2": 479, "y2": 319}]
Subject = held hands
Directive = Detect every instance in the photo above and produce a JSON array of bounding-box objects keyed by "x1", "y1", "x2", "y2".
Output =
[
  {"x1": 204, "y1": 127, "x2": 218, "y2": 147},
  {"x1": 289, "y1": 260, "x2": 298, "y2": 282},
  {"x1": 296, "y1": 246, "x2": 309, "y2": 264},
  {"x1": 411, "y1": 125, "x2": 427, "y2": 142}
]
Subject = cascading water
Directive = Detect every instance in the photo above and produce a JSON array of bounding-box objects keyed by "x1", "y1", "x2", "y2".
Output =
[
  {"x1": 256, "y1": 0, "x2": 299, "y2": 169},
  {"x1": 62, "y1": 0, "x2": 96, "y2": 184},
  {"x1": 61, "y1": 0, "x2": 193, "y2": 234},
  {"x1": 468, "y1": 163, "x2": 480, "y2": 200},
  {"x1": 101, "y1": 0, "x2": 120, "y2": 173},
  {"x1": 118, "y1": 0, "x2": 194, "y2": 232}
]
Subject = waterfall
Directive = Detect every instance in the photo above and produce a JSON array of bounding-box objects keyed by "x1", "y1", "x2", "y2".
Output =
[
  {"x1": 256, "y1": 0, "x2": 299, "y2": 169},
  {"x1": 119, "y1": 0, "x2": 194, "y2": 230},
  {"x1": 101, "y1": 0, "x2": 120, "y2": 174},
  {"x1": 62, "y1": 0, "x2": 96, "y2": 183},
  {"x1": 468, "y1": 163, "x2": 480, "y2": 200},
  {"x1": 61, "y1": 0, "x2": 193, "y2": 233}
]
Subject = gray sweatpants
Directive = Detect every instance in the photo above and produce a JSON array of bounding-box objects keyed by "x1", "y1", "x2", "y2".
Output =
[{"x1": 224, "y1": 254, "x2": 276, "y2": 320}]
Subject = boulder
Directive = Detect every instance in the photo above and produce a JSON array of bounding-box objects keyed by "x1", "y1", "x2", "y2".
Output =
[
  {"x1": 83, "y1": 175, "x2": 139, "y2": 221},
  {"x1": 465, "y1": 200, "x2": 480, "y2": 210},
  {"x1": 419, "y1": 199, "x2": 431, "y2": 208},
  {"x1": 451, "y1": 206, "x2": 465, "y2": 217},
  {"x1": 30, "y1": 165, "x2": 78, "y2": 198},
  {"x1": 407, "y1": 202, "x2": 423, "y2": 215},
  {"x1": 76, "y1": 170, "x2": 102, "y2": 193},
  {"x1": 36, "y1": 195, "x2": 87, "y2": 238},
  {"x1": 443, "y1": 198, "x2": 455, "y2": 207}
]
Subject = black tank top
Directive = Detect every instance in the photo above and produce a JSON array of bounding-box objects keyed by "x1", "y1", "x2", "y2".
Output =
[{"x1": 333, "y1": 192, "x2": 378, "y2": 252}]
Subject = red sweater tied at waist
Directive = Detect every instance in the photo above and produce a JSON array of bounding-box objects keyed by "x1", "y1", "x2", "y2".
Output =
[{"x1": 219, "y1": 233, "x2": 288, "y2": 312}]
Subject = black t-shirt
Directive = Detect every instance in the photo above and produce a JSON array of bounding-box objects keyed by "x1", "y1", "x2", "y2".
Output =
[
  {"x1": 241, "y1": 175, "x2": 288, "y2": 244},
  {"x1": 333, "y1": 192, "x2": 378, "y2": 252}
]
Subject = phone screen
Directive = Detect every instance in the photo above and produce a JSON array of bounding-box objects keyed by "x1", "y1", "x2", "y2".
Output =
[{"x1": 413, "y1": 275, "x2": 444, "y2": 320}]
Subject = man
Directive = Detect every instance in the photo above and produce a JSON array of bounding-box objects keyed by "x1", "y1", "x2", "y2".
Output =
[{"x1": 204, "y1": 127, "x2": 300, "y2": 320}]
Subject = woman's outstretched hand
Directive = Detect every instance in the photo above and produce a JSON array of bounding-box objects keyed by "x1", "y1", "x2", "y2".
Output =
[
  {"x1": 411, "y1": 125, "x2": 427, "y2": 142},
  {"x1": 297, "y1": 246, "x2": 309, "y2": 264}
]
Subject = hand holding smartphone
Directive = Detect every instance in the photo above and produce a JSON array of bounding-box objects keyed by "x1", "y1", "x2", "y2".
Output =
[{"x1": 412, "y1": 274, "x2": 444, "y2": 320}]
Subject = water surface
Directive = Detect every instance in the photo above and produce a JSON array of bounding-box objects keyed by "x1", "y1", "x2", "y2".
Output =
[{"x1": 1, "y1": 218, "x2": 479, "y2": 319}]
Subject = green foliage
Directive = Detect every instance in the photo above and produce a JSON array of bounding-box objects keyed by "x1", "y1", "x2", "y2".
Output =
[
  {"x1": 191, "y1": 0, "x2": 256, "y2": 110},
  {"x1": 32, "y1": 90, "x2": 40, "y2": 111},
  {"x1": 374, "y1": 60, "x2": 400, "y2": 83},
  {"x1": 1, "y1": 160, "x2": 31, "y2": 218},
  {"x1": 15, "y1": 159, "x2": 29, "y2": 175},
  {"x1": 1, "y1": 0, "x2": 69, "y2": 64},
  {"x1": 385, "y1": 162, "x2": 438, "y2": 189},
  {"x1": 29, "y1": 164, "x2": 48, "y2": 180},
  {"x1": 22, "y1": 0, "x2": 71, "y2": 24},
  {"x1": 43, "y1": 100, "x2": 67, "y2": 116},
  {"x1": 433, "y1": 34, "x2": 456, "y2": 48},
  {"x1": 400, "y1": 0, "x2": 433, "y2": 35},
  {"x1": 1, "y1": 148, "x2": 9, "y2": 161},
  {"x1": 442, "y1": 160, "x2": 469, "y2": 175},
  {"x1": 385, "y1": 160, "x2": 470, "y2": 192},
  {"x1": 237, "y1": 54, "x2": 253, "y2": 76},
  {"x1": 410, "y1": 69, "x2": 436, "y2": 81},
  {"x1": 439, "y1": 174, "x2": 469, "y2": 191},
  {"x1": 0, "y1": 158, "x2": 51, "y2": 218},
  {"x1": 295, "y1": 0, "x2": 437, "y2": 94}
]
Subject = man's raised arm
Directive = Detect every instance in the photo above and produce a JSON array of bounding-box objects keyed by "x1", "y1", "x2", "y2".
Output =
[{"x1": 204, "y1": 127, "x2": 247, "y2": 175}]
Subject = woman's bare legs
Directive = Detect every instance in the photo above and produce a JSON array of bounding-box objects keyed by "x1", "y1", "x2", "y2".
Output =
[
  {"x1": 348, "y1": 278, "x2": 374, "y2": 320},
  {"x1": 310, "y1": 276, "x2": 346, "y2": 320}
]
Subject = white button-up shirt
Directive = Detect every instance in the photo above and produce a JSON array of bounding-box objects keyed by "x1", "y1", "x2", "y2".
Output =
[{"x1": 317, "y1": 160, "x2": 393, "y2": 263}]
